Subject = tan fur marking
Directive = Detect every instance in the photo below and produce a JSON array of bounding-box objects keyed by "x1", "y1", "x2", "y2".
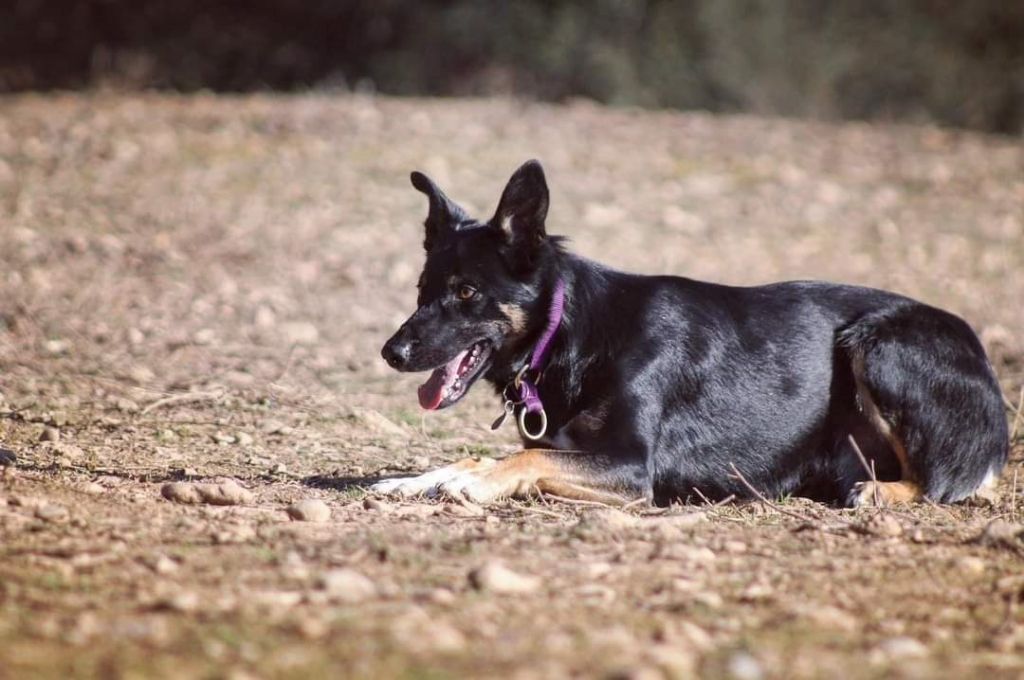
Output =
[
  {"x1": 441, "y1": 449, "x2": 624, "y2": 503},
  {"x1": 855, "y1": 480, "x2": 923, "y2": 506},
  {"x1": 498, "y1": 303, "x2": 528, "y2": 334},
  {"x1": 536, "y1": 479, "x2": 628, "y2": 505},
  {"x1": 851, "y1": 352, "x2": 914, "y2": 482}
]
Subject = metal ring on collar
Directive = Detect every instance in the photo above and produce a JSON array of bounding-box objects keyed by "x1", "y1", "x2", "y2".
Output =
[{"x1": 517, "y1": 407, "x2": 547, "y2": 441}]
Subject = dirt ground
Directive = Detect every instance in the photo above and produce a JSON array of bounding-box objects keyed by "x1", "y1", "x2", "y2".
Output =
[{"x1": 0, "y1": 93, "x2": 1023, "y2": 679}]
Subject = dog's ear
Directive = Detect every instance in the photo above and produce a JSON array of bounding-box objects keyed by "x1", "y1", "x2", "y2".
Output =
[
  {"x1": 411, "y1": 171, "x2": 468, "y2": 252},
  {"x1": 491, "y1": 160, "x2": 549, "y2": 269}
]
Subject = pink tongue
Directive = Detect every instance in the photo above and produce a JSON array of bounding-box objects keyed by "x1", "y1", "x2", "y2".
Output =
[
  {"x1": 417, "y1": 368, "x2": 449, "y2": 410},
  {"x1": 417, "y1": 349, "x2": 469, "y2": 410}
]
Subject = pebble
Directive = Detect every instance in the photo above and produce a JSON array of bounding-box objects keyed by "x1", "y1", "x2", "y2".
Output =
[
  {"x1": 864, "y1": 513, "x2": 903, "y2": 538},
  {"x1": 35, "y1": 503, "x2": 69, "y2": 522},
  {"x1": 81, "y1": 482, "x2": 105, "y2": 495},
  {"x1": 40, "y1": 427, "x2": 60, "y2": 443},
  {"x1": 363, "y1": 497, "x2": 388, "y2": 512},
  {"x1": 234, "y1": 432, "x2": 254, "y2": 446},
  {"x1": 978, "y1": 519, "x2": 1023, "y2": 547},
  {"x1": 261, "y1": 420, "x2": 291, "y2": 435},
  {"x1": 317, "y1": 569, "x2": 376, "y2": 603},
  {"x1": 0, "y1": 447, "x2": 17, "y2": 465},
  {"x1": 393, "y1": 504, "x2": 437, "y2": 518},
  {"x1": 250, "y1": 590, "x2": 304, "y2": 609},
  {"x1": 156, "y1": 591, "x2": 200, "y2": 613},
  {"x1": 286, "y1": 499, "x2": 331, "y2": 523},
  {"x1": 957, "y1": 555, "x2": 986, "y2": 575},
  {"x1": 281, "y1": 321, "x2": 320, "y2": 345},
  {"x1": 145, "y1": 554, "x2": 180, "y2": 575},
  {"x1": 727, "y1": 652, "x2": 764, "y2": 680},
  {"x1": 161, "y1": 480, "x2": 254, "y2": 506},
  {"x1": 875, "y1": 636, "x2": 929, "y2": 660},
  {"x1": 468, "y1": 562, "x2": 540, "y2": 594}
]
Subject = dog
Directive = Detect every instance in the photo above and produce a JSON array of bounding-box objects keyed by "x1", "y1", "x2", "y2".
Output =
[{"x1": 374, "y1": 160, "x2": 1008, "y2": 507}]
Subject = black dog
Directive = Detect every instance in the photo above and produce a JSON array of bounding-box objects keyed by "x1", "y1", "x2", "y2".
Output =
[{"x1": 375, "y1": 160, "x2": 1008, "y2": 506}]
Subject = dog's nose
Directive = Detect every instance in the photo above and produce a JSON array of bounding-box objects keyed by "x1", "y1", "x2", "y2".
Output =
[{"x1": 382, "y1": 336, "x2": 417, "y2": 370}]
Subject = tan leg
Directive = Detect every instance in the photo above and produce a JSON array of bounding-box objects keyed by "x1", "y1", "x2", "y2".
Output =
[
  {"x1": 850, "y1": 352, "x2": 924, "y2": 507},
  {"x1": 373, "y1": 449, "x2": 633, "y2": 505}
]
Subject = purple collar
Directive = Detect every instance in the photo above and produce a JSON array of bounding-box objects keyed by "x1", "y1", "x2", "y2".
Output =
[{"x1": 493, "y1": 278, "x2": 566, "y2": 440}]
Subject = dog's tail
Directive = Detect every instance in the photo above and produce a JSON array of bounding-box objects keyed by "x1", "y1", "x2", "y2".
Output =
[{"x1": 837, "y1": 303, "x2": 1009, "y2": 503}]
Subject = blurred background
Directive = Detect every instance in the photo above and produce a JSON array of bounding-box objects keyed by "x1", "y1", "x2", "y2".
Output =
[{"x1": 2, "y1": 0, "x2": 1023, "y2": 134}]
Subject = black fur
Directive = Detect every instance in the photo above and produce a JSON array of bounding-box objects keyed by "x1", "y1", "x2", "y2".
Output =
[{"x1": 382, "y1": 160, "x2": 1009, "y2": 506}]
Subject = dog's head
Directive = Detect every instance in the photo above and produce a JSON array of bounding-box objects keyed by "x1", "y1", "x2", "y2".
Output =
[{"x1": 381, "y1": 160, "x2": 558, "y2": 410}]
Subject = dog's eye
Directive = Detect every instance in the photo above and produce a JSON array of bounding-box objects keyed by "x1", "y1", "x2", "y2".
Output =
[{"x1": 457, "y1": 285, "x2": 477, "y2": 301}]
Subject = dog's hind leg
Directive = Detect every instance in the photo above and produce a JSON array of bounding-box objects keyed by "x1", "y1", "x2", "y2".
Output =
[
  {"x1": 373, "y1": 449, "x2": 646, "y2": 505},
  {"x1": 839, "y1": 305, "x2": 1009, "y2": 506}
]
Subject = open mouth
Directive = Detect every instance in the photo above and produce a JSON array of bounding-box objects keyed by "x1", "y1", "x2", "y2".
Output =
[{"x1": 417, "y1": 340, "x2": 494, "y2": 410}]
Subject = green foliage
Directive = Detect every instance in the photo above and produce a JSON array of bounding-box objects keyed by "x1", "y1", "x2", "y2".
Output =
[{"x1": 1, "y1": 0, "x2": 1021, "y2": 132}]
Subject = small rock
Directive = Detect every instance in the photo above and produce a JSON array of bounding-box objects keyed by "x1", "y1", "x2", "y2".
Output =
[
  {"x1": 727, "y1": 652, "x2": 763, "y2": 680},
  {"x1": 0, "y1": 447, "x2": 17, "y2": 465},
  {"x1": 790, "y1": 604, "x2": 857, "y2": 632},
  {"x1": 584, "y1": 562, "x2": 613, "y2": 579},
  {"x1": 81, "y1": 482, "x2": 104, "y2": 495},
  {"x1": 234, "y1": 432, "x2": 254, "y2": 446},
  {"x1": 723, "y1": 540, "x2": 748, "y2": 554},
  {"x1": 281, "y1": 321, "x2": 320, "y2": 345},
  {"x1": 349, "y1": 408, "x2": 406, "y2": 437},
  {"x1": 161, "y1": 480, "x2": 254, "y2": 506},
  {"x1": 416, "y1": 588, "x2": 456, "y2": 606},
  {"x1": 155, "y1": 591, "x2": 200, "y2": 613},
  {"x1": 212, "y1": 524, "x2": 257, "y2": 544},
  {"x1": 193, "y1": 328, "x2": 215, "y2": 345},
  {"x1": 127, "y1": 365, "x2": 156, "y2": 384},
  {"x1": 43, "y1": 339, "x2": 70, "y2": 356},
  {"x1": 35, "y1": 503, "x2": 69, "y2": 522},
  {"x1": 468, "y1": 562, "x2": 540, "y2": 594},
  {"x1": 393, "y1": 504, "x2": 437, "y2": 518},
  {"x1": 411, "y1": 455, "x2": 431, "y2": 469},
  {"x1": 286, "y1": 499, "x2": 331, "y2": 523},
  {"x1": 114, "y1": 398, "x2": 139, "y2": 413},
  {"x1": 739, "y1": 583, "x2": 773, "y2": 602},
  {"x1": 957, "y1": 556, "x2": 987, "y2": 575},
  {"x1": 363, "y1": 497, "x2": 388, "y2": 512},
  {"x1": 261, "y1": 420, "x2": 291, "y2": 435},
  {"x1": 577, "y1": 584, "x2": 616, "y2": 602},
  {"x1": 211, "y1": 431, "x2": 236, "y2": 445},
  {"x1": 145, "y1": 554, "x2": 180, "y2": 575},
  {"x1": 317, "y1": 569, "x2": 376, "y2": 603},
  {"x1": 978, "y1": 519, "x2": 1023, "y2": 548},
  {"x1": 40, "y1": 427, "x2": 60, "y2": 443},
  {"x1": 875, "y1": 636, "x2": 928, "y2": 660},
  {"x1": 250, "y1": 590, "x2": 304, "y2": 609},
  {"x1": 692, "y1": 591, "x2": 724, "y2": 609},
  {"x1": 863, "y1": 513, "x2": 903, "y2": 538}
]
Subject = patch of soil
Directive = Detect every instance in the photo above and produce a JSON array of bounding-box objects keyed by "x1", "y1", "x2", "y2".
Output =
[{"x1": 0, "y1": 94, "x2": 1022, "y2": 678}]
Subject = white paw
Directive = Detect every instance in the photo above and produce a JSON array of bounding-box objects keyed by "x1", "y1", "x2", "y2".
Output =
[
  {"x1": 437, "y1": 472, "x2": 503, "y2": 504},
  {"x1": 371, "y1": 459, "x2": 497, "y2": 499}
]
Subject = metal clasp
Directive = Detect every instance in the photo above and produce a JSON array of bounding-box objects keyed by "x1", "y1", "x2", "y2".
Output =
[{"x1": 517, "y1": 407, "x2": 548, "y2": 441}]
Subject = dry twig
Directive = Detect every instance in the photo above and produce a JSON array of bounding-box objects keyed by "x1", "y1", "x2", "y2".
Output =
[{"x1": 140, "y1": 389, "x2": 225, "y2": 415}]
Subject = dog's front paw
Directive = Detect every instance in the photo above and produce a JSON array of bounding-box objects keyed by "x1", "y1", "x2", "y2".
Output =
[
  {"x1": 371, "y1": 458, "x2": 498, "y2": 499},
  {"x1": 436, "y1": 471, "x2": 508, "y2": 504}
]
